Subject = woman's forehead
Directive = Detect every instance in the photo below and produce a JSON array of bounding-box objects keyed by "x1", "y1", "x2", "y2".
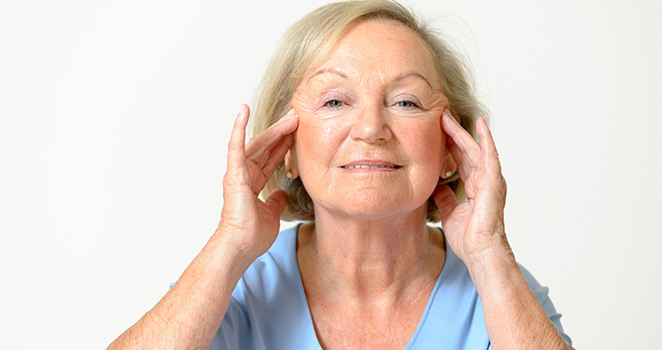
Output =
[{"x1": 302, "y1": 19, "x2": 440, "y2": 89}]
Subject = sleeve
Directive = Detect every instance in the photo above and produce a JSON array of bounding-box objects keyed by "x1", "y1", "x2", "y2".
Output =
[{"x1": 518, "y1": 264, "x2": 573, "y2": 346}]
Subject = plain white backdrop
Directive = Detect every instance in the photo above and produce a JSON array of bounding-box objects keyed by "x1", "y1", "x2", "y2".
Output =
[{"x1": 1, "y1": 0, "x2": 660, "y2": 348}]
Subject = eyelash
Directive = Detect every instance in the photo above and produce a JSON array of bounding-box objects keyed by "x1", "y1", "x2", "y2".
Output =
[
  {"x1": 321, "y1": 99, "x2": 421, "y2": 109},
  {"x1": 396, "y1": 100, "x2": 420, "y2": 109},
  {"x1": 323, "y1": 99, "x2": 344, "y2": 108}
]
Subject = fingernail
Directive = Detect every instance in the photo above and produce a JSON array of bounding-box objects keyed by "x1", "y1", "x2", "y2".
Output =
[{"x1": 238, "y1": 104, "x2": 245, "y2": 115}]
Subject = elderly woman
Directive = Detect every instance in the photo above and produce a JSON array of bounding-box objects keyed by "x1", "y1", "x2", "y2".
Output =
[{"x1": 109, "y1": 1, "x2": 572, "y2": 349}]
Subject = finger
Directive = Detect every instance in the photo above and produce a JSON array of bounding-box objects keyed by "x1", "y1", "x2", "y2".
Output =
[
  {"x1": 245, "y1": 109, "x2": 297, "y2": 155},
  {"x1": 441, "y1": 110, "x2": 480, "y2": 158},
  {"x1": 264, "y1": 188, "x2": 289, "y2": 218},
  {"x1": 441, "y1": 111, "x2": 482, "y2": 179},
  {"x1": 432, "y1": 184, "x2": 458, "y2": 225},
  {"x1": 245, "y1": 115, "x2": 298, "y2": 169},
  {"x1": 248, "y1": 133, "x2": 295, "y2": 195},
  {"x1": 447, "y1": 138, "x2": 475, "y2": 181},
  {"x1": 245, "y1": 109, "x2": 296, "y2": 150},
  {"x1": 262, "y1": 133, "x2": 294, "y2": 178},
  {"x1": 476, "y1": 117, "x2": 502, "y2": 173},
  {"x1": 227, "y1": 104, "x2": 249, "y2": 171}
]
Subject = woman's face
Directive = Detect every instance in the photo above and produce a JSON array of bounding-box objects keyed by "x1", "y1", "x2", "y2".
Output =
[{"x1": 290, "y1": 19, "x2": 451, "y2": 219}]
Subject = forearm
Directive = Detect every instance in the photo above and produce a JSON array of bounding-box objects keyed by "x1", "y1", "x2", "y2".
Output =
[
  {"x1": 108, "y1": 228, "x2": 254, "y2": 350},
  {"x1": 467, "y1": 247, "x2": 573, "y2": 350}
]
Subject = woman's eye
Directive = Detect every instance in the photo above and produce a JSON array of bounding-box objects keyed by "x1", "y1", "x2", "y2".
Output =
[
  {"x1": 324, "y1": 99, "x2": 344, "y2": 108},
  {"x1": 397, "y1": 100, "x2": 419, "y2": 108}
]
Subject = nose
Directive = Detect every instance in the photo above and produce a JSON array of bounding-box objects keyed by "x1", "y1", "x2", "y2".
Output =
[{"x1": 349, "y1": 103, "x2": 393, "y2": 144}]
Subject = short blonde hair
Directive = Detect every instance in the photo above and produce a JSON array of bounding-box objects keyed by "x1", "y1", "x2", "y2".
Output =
[{"x1": 250, "y1": 0, "x2": 488, "y2": 222}]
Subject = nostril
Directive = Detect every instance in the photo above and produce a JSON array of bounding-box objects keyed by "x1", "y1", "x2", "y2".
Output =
[{"x1": 349, "y1": 120, "x2": 393, "y2": 143}]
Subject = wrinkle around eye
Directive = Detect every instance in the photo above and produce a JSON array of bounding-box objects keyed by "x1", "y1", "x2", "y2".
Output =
[
  {"x1": 315, "y1": 89, "x2": 353, "y2": 110},
  {"x1": 395, "y1": 90, "x2": 446, "y2": 113}
]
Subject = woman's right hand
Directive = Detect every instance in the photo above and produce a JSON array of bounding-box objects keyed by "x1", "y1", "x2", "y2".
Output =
[
  {"x1": 107, "y1": 105, "x2": 298, "y2": 350},
  {"x1": 217, "y1": 104, "x2": 298, "y2": 260}
]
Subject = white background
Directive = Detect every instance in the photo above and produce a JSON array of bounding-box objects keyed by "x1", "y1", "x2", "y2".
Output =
[{"x1": 1, "y1": 0, "x2": 660, "y2": 348}]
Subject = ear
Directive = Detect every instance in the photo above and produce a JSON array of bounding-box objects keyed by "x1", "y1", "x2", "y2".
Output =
[
  {"x1": 440, "y1": 153, "x2": 457, "y2": 179},
  {"x1": 284, "y1": 149, "x2": 299, "y2": 179}
]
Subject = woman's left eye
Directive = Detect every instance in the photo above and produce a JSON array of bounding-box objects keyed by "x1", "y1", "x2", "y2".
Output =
[
  {"x1": 323, "y1": 99, "x2": 344, "y2": 108},
  {"x1": 396, "y1": 100, "x2": 419, "y2": 108}
]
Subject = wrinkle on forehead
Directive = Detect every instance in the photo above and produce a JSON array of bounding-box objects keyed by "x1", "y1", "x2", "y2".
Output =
[
  {"x1": 301, "y1": 66, "x2": 440, "y2": 100},
  {"x1": 300, "y1": 47, "x2": 441, "y2": 91},
  {"x1": 299, "y1": 20, "x2": 441, "y2": 93},
  {"x1": 305, "y1": 68, "x2": 348, "y2": 85}
]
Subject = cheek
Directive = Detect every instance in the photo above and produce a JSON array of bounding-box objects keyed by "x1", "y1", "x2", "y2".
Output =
[
  {"x1": 399, "y1": 120, "x2": 445, "y2": 174},
  {"x1": 293, "y1": 115, "x2": 346, "y2": 173}
]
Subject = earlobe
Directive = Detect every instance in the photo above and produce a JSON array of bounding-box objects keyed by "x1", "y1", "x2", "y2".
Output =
[
  {"x1": 284, "y1": 149, "x2": 299, "y2": 179},
  {"x1": 441, "y1": 155, "x2": 457, "y2": 179}
]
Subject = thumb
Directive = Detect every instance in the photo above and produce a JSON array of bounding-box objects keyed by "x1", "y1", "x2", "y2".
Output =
[
  {"x1": 264, "y1": 189, "x2": 289, "y2": 217},
  {"x1": 433, "y1": 184, "x2": 457, "y2": 224}
]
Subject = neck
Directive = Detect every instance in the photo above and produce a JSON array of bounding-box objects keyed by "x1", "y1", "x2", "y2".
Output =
[{"x1": 297, "y1": 206, "x2": 445, "y2": 303}]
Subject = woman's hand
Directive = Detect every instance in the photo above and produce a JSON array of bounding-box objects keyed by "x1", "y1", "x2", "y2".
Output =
[
  {"x1": 108, "y1": 106, "x2": 298, "y2": 350},
  {"x1": 433, "y1": 111, "x2": 510, "y2": 265},
  {"x1": 433, "y1": 112, "x2": 574, "y2": 350},
  {"x1": 218, "y1": 104, "x2": 298, "y2": 260}
]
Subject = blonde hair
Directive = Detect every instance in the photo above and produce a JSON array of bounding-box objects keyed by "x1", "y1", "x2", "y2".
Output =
[{"x1": 250, "y1": 0, "x2": 488, "y2": 222}]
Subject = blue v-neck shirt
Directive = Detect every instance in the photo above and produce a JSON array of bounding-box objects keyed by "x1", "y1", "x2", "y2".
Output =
[{"x1": 211, "y1": 225, "x2": 571, "y2": 349}]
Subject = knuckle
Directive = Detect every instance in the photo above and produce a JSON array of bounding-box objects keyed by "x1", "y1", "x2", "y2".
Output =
[{"x1": 223, "y1": 169, "x2": 245, "y2": 186}]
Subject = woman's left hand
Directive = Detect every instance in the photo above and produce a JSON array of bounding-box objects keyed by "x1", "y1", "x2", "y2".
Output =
[
  {"x1": 434, "y1": 111, "x2": 574, "y2": 350},
  {"x1": 433, "y1": 111, "x2": 511, "y2": 265}
]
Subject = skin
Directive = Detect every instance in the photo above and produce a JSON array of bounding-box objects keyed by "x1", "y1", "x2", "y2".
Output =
[
  {"x1": 288, "y1": 20, "x2": 452, "y2": 349},
  {"x1": 108, "y1": 19, "x2": 573, "y2": 350},
  {"x1": 289, "y1": 20, "x2": 450, "y2": 221}
]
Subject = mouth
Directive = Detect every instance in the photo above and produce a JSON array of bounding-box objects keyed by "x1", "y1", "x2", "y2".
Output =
[
  {"x1": 340, "y1": 160, "x2": 402, "y2": 171},
  {"x1": 342, "y1": 165, "x2": 400, "y2": 169}
]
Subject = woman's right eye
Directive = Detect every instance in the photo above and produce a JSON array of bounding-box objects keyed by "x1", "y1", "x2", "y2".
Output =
[{"x1": 323, "y1": 99, "x2": 343, "y2": 108}]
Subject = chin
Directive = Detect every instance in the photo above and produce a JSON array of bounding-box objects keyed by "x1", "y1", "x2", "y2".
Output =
[{"x1": 322, "y1": 189, "x2": 427, "y2": 219}]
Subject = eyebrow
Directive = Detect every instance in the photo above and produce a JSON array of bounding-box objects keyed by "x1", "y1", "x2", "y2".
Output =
[
  {"x1": 305, "y1": 68, "x2": 435, "y2": 90},
  {"x1": 393, "y1": 71, "x2": 434, "y2": 90},
  {"x1": 306, "y1": 68, "x2": 348, "y2": 84}
]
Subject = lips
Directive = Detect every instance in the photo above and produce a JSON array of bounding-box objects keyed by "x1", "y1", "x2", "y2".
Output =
[
  {"x1": 343, "y1": 164, "x2": 398, "y2": 169},
  {"x1": 340, "y1": 159, "x2": 402, "y2": 170}
]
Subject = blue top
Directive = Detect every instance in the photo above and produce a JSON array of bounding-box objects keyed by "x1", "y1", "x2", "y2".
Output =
[{"x1": 211, "y1": 225, "x2": 572, "y2": 349}]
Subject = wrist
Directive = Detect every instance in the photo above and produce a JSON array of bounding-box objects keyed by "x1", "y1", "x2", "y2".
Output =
[
  {"x1": 209, "y1": 227, "x2": 259, "y2": 278},
  {"x1": 462, "y1": 229, "x2": 512, "y2": 265},
  {"x1": 464, "y1": 240, "x2": 519, "y2": 291}
]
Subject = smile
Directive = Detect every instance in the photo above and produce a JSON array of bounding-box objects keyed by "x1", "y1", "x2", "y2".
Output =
[
  {"x1": 342, "y1": 165, "x2": 400, "y2": 169},
  {"x1": 340, "y1": 160, "x2": 402, "y2": 171}
]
